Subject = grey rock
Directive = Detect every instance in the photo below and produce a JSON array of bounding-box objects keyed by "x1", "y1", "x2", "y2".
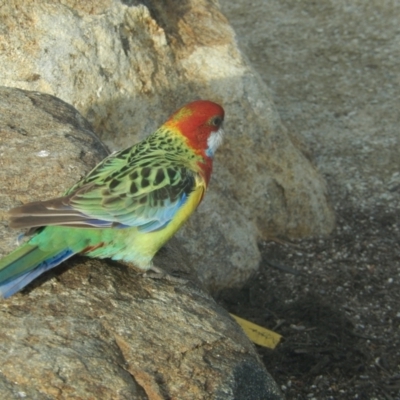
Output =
[
  {"x1": 0, "y1": 87, "x2": 109, "y2": 257},
  {"x1": 0, "y1": 250, "x2": 283, "y2": 399},
  {"x1": 220, "y1": 0, "x2": 400, "y2": 215}
]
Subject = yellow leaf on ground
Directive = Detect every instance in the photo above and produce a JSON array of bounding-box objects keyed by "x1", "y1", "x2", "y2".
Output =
[{"x1": 230, "y1": 313, "x2": 282, "y2": 349}]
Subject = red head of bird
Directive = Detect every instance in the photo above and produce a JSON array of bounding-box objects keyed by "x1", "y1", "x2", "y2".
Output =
[{"x1": 165, "y1": 100, "x2": 225, "y2": 183}]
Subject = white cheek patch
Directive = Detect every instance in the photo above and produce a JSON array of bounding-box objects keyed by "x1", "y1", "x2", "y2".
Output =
[{"x1": 206, "y1": 127, "x2": 224, "y2": 157}]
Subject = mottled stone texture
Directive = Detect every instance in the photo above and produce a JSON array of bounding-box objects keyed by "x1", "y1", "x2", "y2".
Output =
[
  {"x1": 0, "y1": 252, "x2": 282, "y2": 399},
  {"x1": 0, "y1": 87, "x2": 109, "y2": 257},
  {"x1": 0, "y1": 0, "x2": 334, "y2": 290}
]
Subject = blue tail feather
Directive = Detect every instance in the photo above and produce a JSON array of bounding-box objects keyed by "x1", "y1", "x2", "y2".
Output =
[{"x1": 0, "y1": 249, "x2": 75, "y2": 299}]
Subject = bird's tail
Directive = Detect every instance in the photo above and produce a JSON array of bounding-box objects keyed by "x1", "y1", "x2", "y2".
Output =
[{"x1": 0, "y1": 242, "x2": 75, "y2": 299}]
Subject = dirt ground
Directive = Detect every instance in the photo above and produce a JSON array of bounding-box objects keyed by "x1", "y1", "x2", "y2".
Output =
[{"x1": 217, "y1": 1, "x2": 400, "y2": 399}]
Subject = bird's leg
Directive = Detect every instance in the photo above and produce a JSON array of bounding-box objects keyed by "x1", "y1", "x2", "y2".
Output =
[
  {"x1": 118, "y1": 260, "x2": 188, "y2": 284},
  {"x1": 145, "y1": 264, "x2": 188, "y2": 284}
]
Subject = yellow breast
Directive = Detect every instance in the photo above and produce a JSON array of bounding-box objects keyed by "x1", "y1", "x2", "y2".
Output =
[{"x1": 118, "y1": 175, "x2": 206, "y2": 269}]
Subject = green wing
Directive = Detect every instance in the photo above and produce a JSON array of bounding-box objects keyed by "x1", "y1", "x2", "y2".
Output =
[
  {"x1": 9, "y1": 132, "x2": 204, "y2": 232},
  {"x1": 69, "y1": 163, "x2": 199, "y2": 232}
]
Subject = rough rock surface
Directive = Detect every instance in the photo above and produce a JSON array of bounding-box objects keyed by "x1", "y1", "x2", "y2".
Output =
[
  {"x1": 0, "y1": 251, "x2": 283, "y2": 400},
  {"x1": 0, "y1": 0, "x2": 335, "y2": 289},
  {"x1": 219, "y1": 0, "x2": 400, "y2": 215},
  {"x1": 0, "y1": 87, "x2": 109, "y2": 256},
  {"x1": 0, "y1": 87, "x2": 282, "y2": 399}
]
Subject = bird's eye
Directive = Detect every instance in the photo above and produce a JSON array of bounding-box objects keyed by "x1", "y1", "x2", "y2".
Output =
[{"x1": 210, "y1": 116, "x2": 223, "y2": 127}]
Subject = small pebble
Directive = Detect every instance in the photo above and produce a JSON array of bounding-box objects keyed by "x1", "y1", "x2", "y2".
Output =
[{"x1": 36, "y1": 150, "x2": 49, "y2": 157}]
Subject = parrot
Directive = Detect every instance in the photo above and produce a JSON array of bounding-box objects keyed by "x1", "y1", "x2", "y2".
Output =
[{"x1": 0, "y1": 100, "x2": 225, "y2": 299}]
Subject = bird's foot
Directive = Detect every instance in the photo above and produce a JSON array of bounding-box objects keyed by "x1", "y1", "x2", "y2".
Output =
[{"x1": 144, "y1": 265, "x2": 188, "y2": 285}]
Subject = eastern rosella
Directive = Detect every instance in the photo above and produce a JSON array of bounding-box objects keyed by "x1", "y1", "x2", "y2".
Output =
[{"x1": 0, "y1": 100, "x2": 225, "y2": 298}]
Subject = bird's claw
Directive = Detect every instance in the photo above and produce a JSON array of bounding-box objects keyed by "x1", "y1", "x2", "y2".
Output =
[{"x1": 144, "y1": 265, "x2": 188, "y2": 284}]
